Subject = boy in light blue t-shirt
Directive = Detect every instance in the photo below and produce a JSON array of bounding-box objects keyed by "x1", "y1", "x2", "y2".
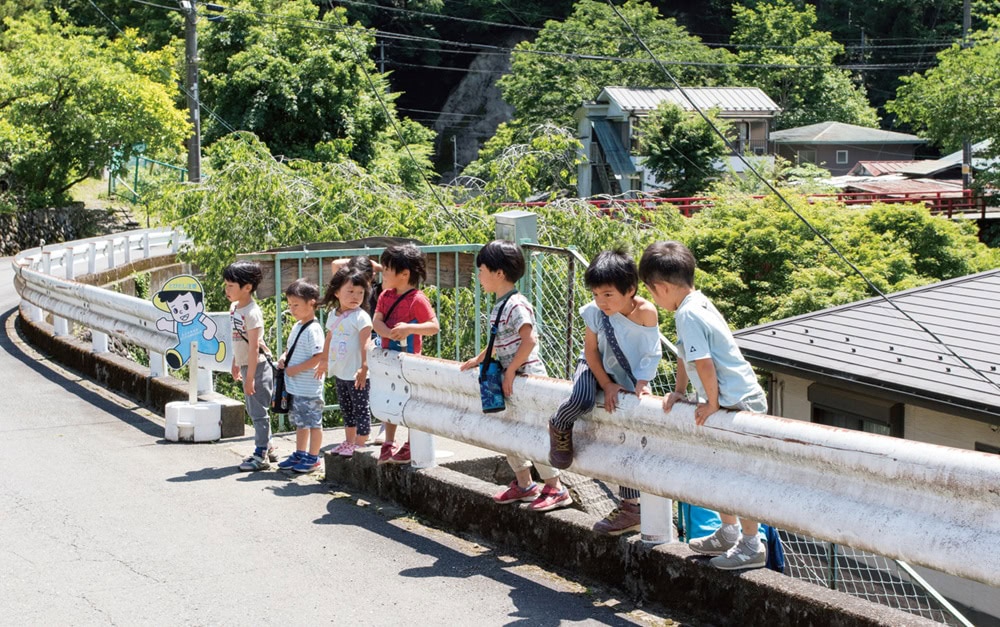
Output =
[{"x1": 639, "y1": 240, "x2": 768, "y2": 572}]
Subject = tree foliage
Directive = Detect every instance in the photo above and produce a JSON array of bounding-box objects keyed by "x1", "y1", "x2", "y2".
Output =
[
  {"x1": 731, "y1": 0, "x2": 879, "y2": 129},
  {"x1": 639, "y1": 103, "x2": 728, "y2": 197},
  {"x1": 0, "y1": 12, "x2": 189, "y2": 207},
  {"x1": 497, "y1": 0, "x2": 734, "y2": 128}
]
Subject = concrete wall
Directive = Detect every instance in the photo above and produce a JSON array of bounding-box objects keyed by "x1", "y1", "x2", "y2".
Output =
[{"x1": 0, "y1": 204, "x2": 122, "y2": 256}]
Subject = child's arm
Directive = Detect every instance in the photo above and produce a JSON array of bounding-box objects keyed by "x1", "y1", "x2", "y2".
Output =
[
  {"x1": 354, "y1": 324, "x2": 373, "y2": 388},
  {"x1": 243, "y1": 326, "x2": 262, "y2": 394},
  {"x1": 316, "y1": 330, "x2": 333, "y2": 380},
  {"x1": 460, "y1": 347, "x2": 488, "y2": 371},
  {"x1": 501, "y1": 323, "x2": 537, "y2": 396},
  {"x1": 663, "y1": 357, "x2": 690, "y2": 413},
  {"x1": 693, "y1": 357, "x2": 720, "y2": 425},
  {"x1": 584, "y1": 327, "x2": 622, "y2": 412},
  {"x1": 386, "y1": 317, "x2": 439, "y2": 340},
  {"x1": 372, "y1": 311, "x2": 392, "y2": 339},
  {"x1": 287, "y1": 351, "x2": 324, "y2": 377}
]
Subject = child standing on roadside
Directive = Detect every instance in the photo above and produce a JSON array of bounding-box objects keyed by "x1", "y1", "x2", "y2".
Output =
[
  {"x1": 547, "y1": 249, "x2": 661, "y2": 534},
  {"x1": 639, "y1": 240, "x2": 769, "y2": 571},
  {"x1": 319, "y1": 267, "x2": 373, "y2": 458},
  {"x1": 460, "y1": 241, "x2": 572, "y2": 512},
  {"x1": 224, "y1": 261, "x2": 276, "y2": 472},
  {"x1": 275, "y1": 279, "x2": 327, "y2": 474},
  {"x1": 372, "y1": 243, "x2": 440, "y2": 465}
]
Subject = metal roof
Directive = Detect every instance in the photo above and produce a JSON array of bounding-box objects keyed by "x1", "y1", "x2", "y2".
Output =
[
  {"x1": 900, "y1": 139, "x2": 995, "y2": 177},
  {"x1": 598, "y1": 87, "x2": 780, "y2": 116},
  {"x1": 847, "y1": 161, "x2": 923, "y2": 177},
  {"x1": 839, "y1": 177, "x2": 964, "y2": 196},
  {"x1": 591, "y1": 119, "x2": 636, "y2": 177},
  {"x1": 770, "y1": 121, "x2": 925, "y2": 145},
  {"x1": 734, "y1": 270, "x2": 1000, "y2": 424}
]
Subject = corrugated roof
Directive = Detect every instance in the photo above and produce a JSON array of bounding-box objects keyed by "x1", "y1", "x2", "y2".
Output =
[
  {"x1": 770, "y1": 121, "x2": 925, "y2": 145},
  {"x1": 841, "y1": 177, "x2": 964, "y2": 196},
  {"x1": 734, "y1": 270, "x2": 1000, "y2": 422},
  {"x1": 848, "y1": 161, "x2": 922, "y2": 177},
  {"x1": 591, "y1": 119, "x2": 636, "y2": 177},
  {"x1": 599, "y1": 87, "x2": 780, "y2": 115},
  {"x1": 900, "y1": 139, "x2": 995, "y2": 177}
]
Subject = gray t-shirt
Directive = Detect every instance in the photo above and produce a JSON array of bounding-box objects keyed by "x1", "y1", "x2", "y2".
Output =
[{"x1": 230, "y1": 300, "x2": 266, "y2": 367}]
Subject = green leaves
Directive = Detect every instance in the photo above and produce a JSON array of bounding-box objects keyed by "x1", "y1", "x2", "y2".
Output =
[{"x1": 639, "y1": 103, "x2": 728, "y2": 197}]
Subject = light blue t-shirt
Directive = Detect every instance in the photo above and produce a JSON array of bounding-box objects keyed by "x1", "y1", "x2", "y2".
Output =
[
  {"x1": 674, "y1": 291, "x2": 764, "y2": 408},
  {"x1": 580, "y1": 301, "x2": 661, "y2": 392},
  {"x1": 284, "y1": 319, "x2": 325, "y2": 398}
]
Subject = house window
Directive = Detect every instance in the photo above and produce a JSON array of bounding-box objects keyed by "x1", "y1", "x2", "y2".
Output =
[
  {"x1": 836, "y1": 150, "x2": 849, "y2": 165},
  {"x1": 797, "y1": 149, "x2": 817, "y2": 165},
  {"x1": 808, "y1": 383, "x2": 904, "y2": 438},
  {"x1": 975, "y1": 442, "x2": 1000, "y2": 455}
]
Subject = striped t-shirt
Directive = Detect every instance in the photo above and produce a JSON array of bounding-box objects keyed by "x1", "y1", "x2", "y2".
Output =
[{"x1": 489, "y1": 292, "x2": 546, "y2": 376}]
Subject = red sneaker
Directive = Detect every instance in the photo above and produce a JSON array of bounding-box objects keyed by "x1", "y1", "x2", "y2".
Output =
[
  {"x1": 377, "y1": 443, "x2": 395, "y2": 465},
  {"x1": 493, "y1": 481, "x2": 541, "y2": 504},
  {"x1": 387, "y1": 441, "x2": 411, "y2": 465},
  {"x1": 529, "y1": 485, "x2": 573, "y2": 512}
]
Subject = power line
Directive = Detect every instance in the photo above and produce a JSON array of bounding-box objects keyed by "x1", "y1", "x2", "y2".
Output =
[
  {"x1": 327, "y1": 0, "x2": 540, "y2": 32},
  {"x1": 602, "y1": 0, "x2": 1000, "y2": 398}
]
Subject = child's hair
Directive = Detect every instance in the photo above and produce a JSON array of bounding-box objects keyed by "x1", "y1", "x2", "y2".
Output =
[
  {"x1": 638, "y1": 241, "x2": 696, "y2": 288},
  {"x1": 584, "y1": 248, "x2": 638, "y2": 296},
  {"x1": 346, "y1": 255, "x2": 375, "y2": 281},
  {"x1": 284, "y1": 278, "x2": 320, "y2": 304},
  {"x1": 222, "y1": 260, "x2": 263, "y2": 291},
  {"x1": 476, "y1": 240, "x2": 525, "y2": 282},
  {"x1": 321, "y1": 266, "x2": 371, "y2": 311},
  {"x1": 380, "y1": 243, "x2": 426, "y2": 286}
]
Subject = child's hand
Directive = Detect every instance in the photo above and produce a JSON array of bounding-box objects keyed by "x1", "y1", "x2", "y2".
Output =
[
  {"x1": 694, "y1": 400, "x2": 720, "y2": 426},
  {"x1": 634, "y1": 381, "x2": 649, "y2": 399},
  {"x1": 662, "y1": 391, "x2": 686, "y2": 413},
  {"x1": 502, "y1": 368, "x2": 517, "y2": 397},
  {"x1": 231, "y1": 363, "x2": 241, "y2": 381},
  {"x1": 314, "y1": 363, "x2": 327, "y2": 380},
  {"x1": 459, "y1": 357, "x2": 480, "y2": 372},
  {"x1": 602, "y1": 381, "x2": 623, "y2": 412},
  {"x1": 387, "y1": 324, "x2": 411, "y2": 341},
  {"x1": 243, "y1": 378, "x2": 255, "y2": 396},
  {"x1": 354, "y1": 366, "x2": 368, "y2": 389},
  {"x1": 277, "y1": 357, "x2": 286, "y2": 369}
]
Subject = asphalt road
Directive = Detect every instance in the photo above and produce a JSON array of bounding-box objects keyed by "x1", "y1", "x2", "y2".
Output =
[{"x1": 0, "y1": 257, "x2": 683, "y2": 626}]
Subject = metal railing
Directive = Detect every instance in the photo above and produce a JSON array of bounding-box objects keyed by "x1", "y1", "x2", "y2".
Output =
[{"x1": 109, "y1": 155, "x2": 188, "y2": 203}]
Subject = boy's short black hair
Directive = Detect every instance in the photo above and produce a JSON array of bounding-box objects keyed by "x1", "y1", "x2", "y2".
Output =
[
  {"x1": 222, "y1": 261, "x2": 263, "y2": 291},
  {"x1": 638, "y1": 241, "x2": 696, "y2": 288},
  {"x1": 346, "y1": 256, "x2": 375, "y2": 281},
  {"x1": 160, "y1": 290, "x2": 203, "y2": 305},
  {"x1": 584, "y1": 248, "x2": 638, "y2": 296},
  {"x1": 380, "y1": 243, "x2": 426, "y2": 286},
  {"x1": 284, "y1": 278, "x2": 320, "y2": 304},
  {"x1": 321, "y1": 267, "x2": 372, "y2": 311},
  {"x1": 475, "y1": 240, "x2": 525, "y2": 282}
]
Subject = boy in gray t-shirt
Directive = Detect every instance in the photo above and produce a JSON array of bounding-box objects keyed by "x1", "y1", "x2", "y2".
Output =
[{"x1": 639, "y1": 240, "x2": 768, "y2": 572}]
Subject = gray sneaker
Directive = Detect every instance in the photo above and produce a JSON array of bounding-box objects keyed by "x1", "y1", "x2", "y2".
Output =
[
  {"x1": 710, "y1": 543, "x2": 767, "y2": 571},
  {"x1": 238, "y1": 453, "x2": 271, "y2": 472},
  {"x1": 689, "y1": 528, "x2": 738, "y2": 556}
]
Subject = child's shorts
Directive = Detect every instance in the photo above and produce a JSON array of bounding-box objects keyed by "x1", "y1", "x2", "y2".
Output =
[
  {"x1": 727, "y1": 392, "x2": 768, "y2": 414},
  {"x1": 290, "y1": 395, "x2": 324, "y2": 429}
]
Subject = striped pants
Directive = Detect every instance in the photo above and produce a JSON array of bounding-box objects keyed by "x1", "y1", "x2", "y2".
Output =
[{"x1": 550, "y1": 360, "x2": 639, "y2": 501}]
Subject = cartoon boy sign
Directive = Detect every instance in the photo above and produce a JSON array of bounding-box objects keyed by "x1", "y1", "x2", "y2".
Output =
[{"x1": 153, "y1": 274, "x2": 228, "y2": 369}]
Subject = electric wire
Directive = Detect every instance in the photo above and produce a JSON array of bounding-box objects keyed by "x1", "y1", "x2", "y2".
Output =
[{"x1": 602, "y1": 0, "x2": 1000, "y2": 396}]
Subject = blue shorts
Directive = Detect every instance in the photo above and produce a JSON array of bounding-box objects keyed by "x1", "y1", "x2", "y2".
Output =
[{"x1": 290, "y1": 395, "x2": 324, "y2": 429}]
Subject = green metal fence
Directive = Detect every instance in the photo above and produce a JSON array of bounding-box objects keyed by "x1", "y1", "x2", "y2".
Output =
[{"x1": 109, "y1": 155, "x2": 187, "y2": 202}]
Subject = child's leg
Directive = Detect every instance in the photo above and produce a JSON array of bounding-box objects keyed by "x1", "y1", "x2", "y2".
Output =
[
  {"x1": 336, "y1": 379, "x2": 358, "y2": 445},
  {"x1": 383, "y1": 422, "x2": 398, "y2": 444},
  {"x1": 354, "y1": 379, "x2": 371, "y2": 447},
  {"x1": 550, "y1": 361, "x2": 598, "y2": 431},
  {"x1": 245, "y1": 365, "x2": 273, "y2": 451},
  {"x1": 295, "y1": 427, "x2": 309, "y2": 453},
  {"x1": 308, "y1": 427, "x2": 323, "y2": 456},
  {"x1": 619, "y1": 486, "x2": 640, "y2": 505},
  {"x1": 535, "y1": 464, "x2": 563, "y2": 491},
  {"x1": 506, "y1": 455, "x2": 537, "y2": 489}
]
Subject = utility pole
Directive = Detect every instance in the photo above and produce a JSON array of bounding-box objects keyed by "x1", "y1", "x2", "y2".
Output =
[
  {"x1": 182, "y1": 0, "x2": 201, "y2": 183},
  {"x1": 962, "y1": 0, "x2": 972, "y2": 190}
]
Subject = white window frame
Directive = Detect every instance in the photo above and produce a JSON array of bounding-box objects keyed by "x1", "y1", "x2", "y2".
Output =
[{"x1": 836, "y1": 150, "x2": 849, "y2": 165}]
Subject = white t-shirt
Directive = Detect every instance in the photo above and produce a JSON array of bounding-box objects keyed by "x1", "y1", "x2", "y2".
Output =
[
  {"x1": 284, "y1": 319, "x2": 325, "y2": 398},
  {"x1": 230, "y1": 300, "x2": 266, "y2": 367},
  {"x1": 325, "y1": 308, "x2": 373, "y2": 381},
  {"x1": 489, "y1": 292, "x2": 546, "y2": 376}
]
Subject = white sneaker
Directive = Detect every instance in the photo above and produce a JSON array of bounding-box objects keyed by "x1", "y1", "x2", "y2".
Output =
[
  {"x1": 689, "y1": 528, "x2": 739, "y2": 556},
  {"x1": 710, "y1": 542, "x2": 767, "y2": 571}
]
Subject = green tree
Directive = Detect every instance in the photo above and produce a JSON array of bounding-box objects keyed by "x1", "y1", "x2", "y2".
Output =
[
  {"x1": 497, "y1": 0, "x2": 734, "y2": 128},
  {"x1": 639, "y1": 103, "x2": 728, "y2": 197},
  {"x1": 200, "y1": 1, "x2": 412, "y2": 165},
  {"x1": 731, "y1": 0, "x2": 879, "y2": 129},
  {"x1": 0, "y1": 13, "x2": 189, "y2": 207}
]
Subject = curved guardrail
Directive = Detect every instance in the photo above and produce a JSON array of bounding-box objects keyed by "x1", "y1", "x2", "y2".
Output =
[{"x1": 369, "y1": 348, "x2": 1000, "y2": 588}]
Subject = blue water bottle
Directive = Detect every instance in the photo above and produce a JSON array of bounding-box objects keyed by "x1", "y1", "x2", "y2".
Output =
[{"x1": 479, "y1": 360, "x2": 506, "y2": 413}]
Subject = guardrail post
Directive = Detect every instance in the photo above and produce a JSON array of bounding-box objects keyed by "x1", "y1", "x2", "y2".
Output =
[
  {"x1": 92, "y1": 331, "x2": 109, "y2": 354},
  {"x1": 142, "y1": 233, "x2": 150, "y2": 258},
  {"x1": 64, "y1": 247, "x2": 75, "y2": 280},
  {"x1": 639, "y1": 493, "x2": 675, "y2": 545},
  {"x1": 148, "y1": 351, "x2": 165, "y2": 377},
  {"x1": 107, "y1": 239, "x2": 116, "y2": 269},
  {"x1": 123, "y1": 235, "x2": 132, "y2": 264},
  {"x1": 87, "y1": 242, "x2": 97, "y2": 275},
  {"x1": 41, "y1": 250, "x2": 51, "y2": 274},
  {"x1": 171, "y1": 229, "x2": 180, "y2": 254},
  {"x1": 409, "y1": 429, "x2": 436, "y2": 469}
]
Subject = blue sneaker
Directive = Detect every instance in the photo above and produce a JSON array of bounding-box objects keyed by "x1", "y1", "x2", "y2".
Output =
[
  {"x1": 277, "y1": 451, "x2": 304, "y2": 470},
  {"x1": 293, "y1": 453, "x2": 321, "y2": 474}
]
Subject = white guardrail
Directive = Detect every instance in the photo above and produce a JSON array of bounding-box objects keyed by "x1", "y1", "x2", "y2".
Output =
[
  {"x1": 11, "y1": 228, "x2": 199, "y2": 381},
  {"x1": 369, "y1": 349, "x2": 1000, "y2": 588}
]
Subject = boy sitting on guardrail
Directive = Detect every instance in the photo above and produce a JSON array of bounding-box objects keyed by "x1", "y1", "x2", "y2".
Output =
[
  {"x1": 639, "y1": 240, "x2": 769, "y2": 571},
  {"x1": 460, "y1": 241, "x2": 572, "y2": 512},
  {"x1": 547, "y1": 249, "x2": 661, "y2": 535}
]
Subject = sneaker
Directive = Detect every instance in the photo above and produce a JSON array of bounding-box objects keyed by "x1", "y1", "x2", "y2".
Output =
[
  {"x1": 377, "y1": 443, "x2": 396, "y2": 465},
  {"x1": 267, "y1": 446, "x2": 279, "y2": 462},
  {"x1": 292, "y1": 453, "x2": 321, "y2": 474},
  {"x1": 387, "y1": 442, "x2": 411, "y2": 465},
  {"x1": 547, "y1": 424, "x2": 574, "y2": 469},
  {"x1": 592, "y1": 501, "x2": 640, "y2": 535},
  {"x1": 337, "y1": 443, "x2": 357, "y2": 458},
  {"x1": 372, "y1": 423, "x2": 386, "y2": 445},
  {"x1": 493, "y1": 481, "x2": 541, "y2": 504},
  {"x1": 689, "y1": 528, "x2": 739, "y2": 556},
  {"x1": 528, "y1": 485, "x2": 573, "y2": 512},
  {"x1": 331, "y1": 441, "x2": 352, "y2": 455},
  {"x1": 710, "y1": 542, "x2": 767, "y2": 571},
  {"x1": 238, "y1": 453, "x2": 270, "y2": 472},
  {"x1": 277, "y1": 451, "x2": 304, "y2": 470}
]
